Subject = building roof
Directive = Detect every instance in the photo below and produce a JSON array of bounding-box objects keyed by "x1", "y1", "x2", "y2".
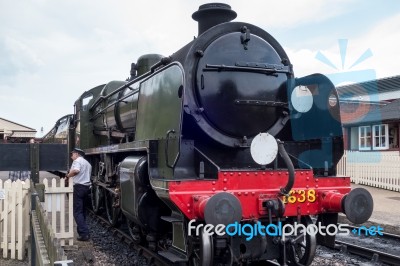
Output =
[
  {"x1": 0, "y1": 117, "x2": 36, "y2": 138},
  {"x1": 337, "y1": 75, "x2": 400, "y2": 127},
  {"x1": 0, "y1": 117, "x2": 36, "y2": 131},
  {"x1": 343, "y1": 98, "x2": 400, "y2": 127},
  {"x1": 337, "y1": 75, "x2": 400, "y2": 101}
]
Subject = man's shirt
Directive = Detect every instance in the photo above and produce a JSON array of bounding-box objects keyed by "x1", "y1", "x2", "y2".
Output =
[{"x1": 70, "y1": 157, "x2": 92, "y2": 186}]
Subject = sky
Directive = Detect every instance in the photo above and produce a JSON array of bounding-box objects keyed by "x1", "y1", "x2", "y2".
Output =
[{"x1": 1, "y1": 0, "x2": 400, "y2": 137}]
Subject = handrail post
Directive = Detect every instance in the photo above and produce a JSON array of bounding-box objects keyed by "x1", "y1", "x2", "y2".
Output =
[
  {"x1": 30, "y1": 143, "x2": 40, "y2": 184},
  {"x1": 31, "y1": 191, "x2": 38, "y2": 266}
]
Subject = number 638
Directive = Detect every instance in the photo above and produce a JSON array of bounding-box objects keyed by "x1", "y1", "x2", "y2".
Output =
[{"x1": 282, "y1": 189, "x2": 316, "y2": 204}]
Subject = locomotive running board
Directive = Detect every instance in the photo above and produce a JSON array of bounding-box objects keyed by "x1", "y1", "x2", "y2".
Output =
[
  {"x1": 158, "y1": 250, "x2": 187, "y2": 263},
  {"x1": 161, "y1": 216, "x2": 182, "y2": 223}
]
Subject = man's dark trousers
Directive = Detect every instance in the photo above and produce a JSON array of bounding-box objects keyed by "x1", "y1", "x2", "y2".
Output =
[{"x1": 73, "y1": 184, "x2": 90, "y2": 237}]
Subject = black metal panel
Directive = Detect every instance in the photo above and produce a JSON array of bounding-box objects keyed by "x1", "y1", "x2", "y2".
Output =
[
  {"x1": 0, "y1": 144, "x2": 30, "y2": 170},
  {"x1": 39, "y1": 144, "x2": 68, "y2": 171},
  {"x1": 0, "y1": 143, "x2": 68, "y2": 171}
]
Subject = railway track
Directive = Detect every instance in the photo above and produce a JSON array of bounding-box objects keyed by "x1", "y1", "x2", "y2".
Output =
[
  {"x1": 85, "y1": 212, "x2": 400, "y2": 266},
  {"x1": 87, "y1": 209, "x2": 287, "y2": 266},
  {"x1": 335, "y1": 224, "x2": 400, "y2": 265},
  {"x1": 88, "y1": 209, "x2": 172, "y2": 266}
]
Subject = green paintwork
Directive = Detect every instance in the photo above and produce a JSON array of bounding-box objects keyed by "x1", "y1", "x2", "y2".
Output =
[
  {"x1": 173, "y1": 222, "x2": 186, "y2": 252},
  {"x1": 76, "y1": 85, "x2": 105, "y2": 149},
  {"x1": 102, "y1": 81, "x2": 129, "y2": 129},
  {"x1": 119, "y1": 156, "x2": 146, "y2": 225},
  {"x1": 135, "y1": 64, "x2": 184, "y2": 179},
  {"x1": 136, "y1": 54, "x2": 164, "y2": 76}
]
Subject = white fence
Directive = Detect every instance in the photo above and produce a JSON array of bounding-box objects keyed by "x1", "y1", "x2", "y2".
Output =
[
  {"x1": 0, "y1": 179, "x2": 30, "y2": 260},
  {"x1": 337, "y1": 150, "x2": 400, "y2": 191},
  {"x1": 42, "y1": 178, "x2": 74, "y2": 246},
  {"x1": 0, "y1": 176, "x2": 74, "y2": 263}
]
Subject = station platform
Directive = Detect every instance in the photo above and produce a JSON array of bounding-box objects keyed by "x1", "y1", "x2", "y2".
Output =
[{"x1": 339, "y1": 183, "x2": 400, "y2": 235}]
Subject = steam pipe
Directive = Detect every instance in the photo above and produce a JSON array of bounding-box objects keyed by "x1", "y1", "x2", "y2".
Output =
[{"x1": 278, "y1": 141, "x2": 295, "y2": 196}]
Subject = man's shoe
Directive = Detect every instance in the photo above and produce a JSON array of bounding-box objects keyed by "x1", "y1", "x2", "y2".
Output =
[{"x1": 77, "y1": 235, "x2": 90, "y2": 241}]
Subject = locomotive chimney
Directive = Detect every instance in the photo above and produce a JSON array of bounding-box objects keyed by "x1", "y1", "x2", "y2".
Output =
[{"x1": 192, "y1": 3, "x2": 237, "y2": 36}]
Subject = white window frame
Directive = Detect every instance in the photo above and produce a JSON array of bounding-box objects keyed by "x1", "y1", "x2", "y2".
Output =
[
  {"x1": 372, "y1": 124, "x2": 389, "y2": 150},
  {"x1": 359, "y1": 126, "x2": 372, "y2": 151}
]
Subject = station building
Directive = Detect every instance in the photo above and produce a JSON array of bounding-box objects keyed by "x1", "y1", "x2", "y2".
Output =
[
  {"x1": 0, "y1": 117, "x2": 36, "y2": 143},
  {"x1": 336, "y1": 75, "x2": 400, "y2": 192},
  {"x1": 338, "y1": 75, "x2": 400, "y2": 151}
]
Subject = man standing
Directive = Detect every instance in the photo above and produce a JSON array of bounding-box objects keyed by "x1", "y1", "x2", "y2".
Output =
[{"x1": 66, "y1": 148, "x2": 92, "y2": 241}]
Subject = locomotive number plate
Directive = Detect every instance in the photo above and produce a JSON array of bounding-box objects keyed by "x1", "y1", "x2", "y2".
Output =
[{"x1": 282, "y1": 189, "x2": 316, "y2": 204}]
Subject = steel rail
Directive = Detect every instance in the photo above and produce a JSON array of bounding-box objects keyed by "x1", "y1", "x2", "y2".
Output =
[
  {"x1": 335, "y1": 224, "x2": 400, "y2": 265},
  {"x1": 341, "y1": 224, "x2": 400, "y2": 240},
  {"x1": 335, "y1": 239, "x2": 400, "y2": 265}
]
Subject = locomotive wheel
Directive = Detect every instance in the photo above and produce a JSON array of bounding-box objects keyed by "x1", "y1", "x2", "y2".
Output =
[
  {"x1": 104, "y1": 189, "x2": 121, "y2": 227},
  {"x1": 188, "y1": 227, "x2": 213, "y2": 266},
  {"x1": 283, "y1": 216, "x2": 316, "y2": 266},
  {"x1": 216, "y1": 245, "x2": 234, "y2": 266},
  {"x1": 90, "y1": 184, "x2": 103, "y2": 214},
  {"x1": 127, "y1": 220, "x2": 143, "y2": 244}
]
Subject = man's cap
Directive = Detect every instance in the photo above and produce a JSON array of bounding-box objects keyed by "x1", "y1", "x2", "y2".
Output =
[{"x1": 71, "y1": 148, "x2": 85, "y2": 156}]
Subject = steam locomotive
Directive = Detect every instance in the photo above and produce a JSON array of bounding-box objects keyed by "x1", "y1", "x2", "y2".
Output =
[{"x1": 52, "y1": 3, "x2": 374, "y2": 265}]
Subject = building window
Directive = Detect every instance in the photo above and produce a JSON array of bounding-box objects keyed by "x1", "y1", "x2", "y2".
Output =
[
  {"x1": 359, "y1": 126, "x2": 371, "y2": 150},
  {"x1": 373, "y1": 124, "x2": 388, "y2": 150}
]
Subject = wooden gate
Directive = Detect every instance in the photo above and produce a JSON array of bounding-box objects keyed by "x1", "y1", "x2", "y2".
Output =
[
  {"x1": 0, "y1": 143, "x2": 71, "y2": 263},
  {"x1": 0, "y1": 179, "x2": 30, "y2": 260},
  {"x1": 42, "y1": 178, "x2": 74, "y2": 246}
]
